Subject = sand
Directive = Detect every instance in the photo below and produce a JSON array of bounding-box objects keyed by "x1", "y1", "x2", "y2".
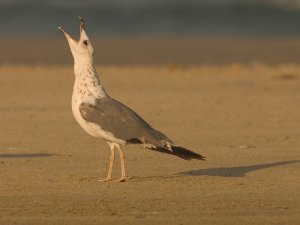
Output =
[
  {"x1": 0, "y1": 64, "x2": 299, "y2": 225},
  {"x1": 2, "y1": 37, "x2": 300, "y2": 65}
]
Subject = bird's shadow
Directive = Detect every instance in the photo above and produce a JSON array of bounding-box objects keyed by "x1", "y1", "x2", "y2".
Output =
[
  {"x1": 178, "y1": 160, "x2": 300, "y2": 177},
  {"x1": 0, "y1": 153, "x2": 56, "y2": 158}
]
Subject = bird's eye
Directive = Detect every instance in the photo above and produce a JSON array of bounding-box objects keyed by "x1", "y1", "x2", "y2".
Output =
[{"x1": 83, "y1": 40, "x2": 88, "y2": 46}]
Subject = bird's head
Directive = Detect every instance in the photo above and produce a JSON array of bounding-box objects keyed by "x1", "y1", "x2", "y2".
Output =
[{"x1": 58, "y1": 17, "x2": 94, "y2": 65}]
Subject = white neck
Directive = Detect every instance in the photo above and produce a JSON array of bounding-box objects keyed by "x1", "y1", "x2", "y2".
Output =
[{"x1": 73, "y1": 62, "x2": 108, "y2": 98}]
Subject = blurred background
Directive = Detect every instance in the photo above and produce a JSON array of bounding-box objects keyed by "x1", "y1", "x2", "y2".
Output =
[
  {"x1": 2, "y1": 0, "x2": 300, "y2": 37},
  {"x1": 1, "y1": 0, "x2": 300, "y2": 65}
]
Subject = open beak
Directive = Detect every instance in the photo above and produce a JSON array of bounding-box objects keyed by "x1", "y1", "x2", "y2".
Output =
[
  {"x1": 79, "y1": 16, "x2": 85, "y2": 37},
  {"x1": 58, "y1": 16, "x2": 85, "y2": 43},
  {"x1": 58, "y1": 26, "x2": 73, "y2": 41}
]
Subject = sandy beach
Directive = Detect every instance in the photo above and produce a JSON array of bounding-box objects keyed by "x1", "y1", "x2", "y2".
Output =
[
  {"x1": 0, "y1": 61, "x2": 299, "y2": 224},
  {"x1": 2, "y1": 37, "x2": 300, "y2": 65}
]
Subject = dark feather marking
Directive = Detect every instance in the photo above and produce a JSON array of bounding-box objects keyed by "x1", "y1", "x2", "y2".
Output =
[
  {"x1": 127, "y1": 138, "x2": 143, "y2": 144},
  {"x1": 148, "y1": 145, "x2": 205, "y2": 160}
]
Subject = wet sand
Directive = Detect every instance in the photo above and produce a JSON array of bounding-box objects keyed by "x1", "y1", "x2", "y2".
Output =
[
  {"x1": 2, "y1": 37, "x2": 300, "y2": 65},
  {"x1": 0, "y1": 64, "x2": 299, "y2": 225}
]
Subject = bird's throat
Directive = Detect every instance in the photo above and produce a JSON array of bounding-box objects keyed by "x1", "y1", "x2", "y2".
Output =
[{"x1": 74, "y1": 64, "x2": 107, "y2": 99}]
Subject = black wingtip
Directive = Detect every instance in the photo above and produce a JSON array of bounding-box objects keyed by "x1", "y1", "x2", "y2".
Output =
[
  {"x1": 171, "y1": 146, "x2": 206, "y2": 160},
  {"x1": 148, "y1": 145, "x2": 205, "y2": 161}
]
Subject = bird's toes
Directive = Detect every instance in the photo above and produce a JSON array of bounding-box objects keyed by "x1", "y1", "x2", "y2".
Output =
[
  {"x1": 98, "y1": 177, "x2": 112, "y2": 182},
  {"x1": 115, "y1": 176, "x2": 127, "y2": 182}
]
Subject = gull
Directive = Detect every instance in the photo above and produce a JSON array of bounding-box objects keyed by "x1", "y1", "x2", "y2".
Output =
[{"x1": 58, "y1": 17, "x2": 205, "y2": 182}]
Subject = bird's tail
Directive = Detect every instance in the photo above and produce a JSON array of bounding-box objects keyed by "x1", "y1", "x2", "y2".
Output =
[
  {"x1": 171, "y1": 145, "x2": 205, "y2": 160},
  {"x1": 150, "y1": 145, "x2": 205, "y2": 161}
]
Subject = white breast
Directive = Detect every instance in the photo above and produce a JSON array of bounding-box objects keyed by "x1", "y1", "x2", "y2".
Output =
[{"x1": 72, "y1": 92, "x2": 96, "y2": 137}]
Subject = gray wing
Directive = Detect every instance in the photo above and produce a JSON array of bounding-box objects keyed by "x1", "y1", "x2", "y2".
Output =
[{"x1": 79, "y1": 97, "x2": 173, "y2": 147}]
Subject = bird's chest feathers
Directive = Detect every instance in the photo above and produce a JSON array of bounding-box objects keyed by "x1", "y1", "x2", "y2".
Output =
[{"x1": 72, "y1": 80, "x2": 98, "y2": 136}]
